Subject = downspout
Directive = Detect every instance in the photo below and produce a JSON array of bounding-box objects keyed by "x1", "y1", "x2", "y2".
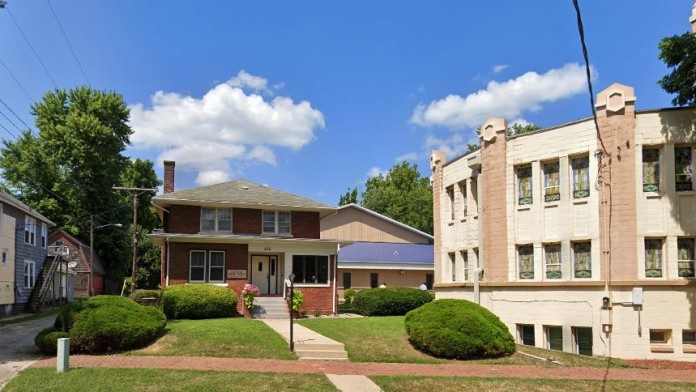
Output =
[
  {"x1": 332, "y1": 243, "x2": 340, "y2": 315},
  {"x1": 474, "y1": 169, "x2": 484, "y2": 304},
  {"x1": 165, "y1": 236, "x2": 170, "y2": 287}
]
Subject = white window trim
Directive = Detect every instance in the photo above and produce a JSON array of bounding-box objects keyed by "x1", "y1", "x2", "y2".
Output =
[
  {"x1": 200, "y1": 208, "x2": 233, "y2": 233},
  {"x1": 262, "y1": 210, "x2": 292, "y2": 235},
  {"x1": 41, "y1": 223, "x2": 47, "y2": 249},
  {"x1": 189, "y1": 250, "x2": 206, "y2": 283},
  {"x1": 208, "y1": 251, "x2": 226, "y2": 283},
  {"x1": 24, "y1": 216, "x2": 36, "y2": 246},
  {"x1": 24, "y1": 259, "x2": 35, "y2": 288}
]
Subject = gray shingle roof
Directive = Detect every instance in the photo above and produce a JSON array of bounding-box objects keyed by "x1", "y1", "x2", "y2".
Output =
[
  {"x1": 0, "y1": 190, "x2": 54, "y2": 225},
  {"x1": 153, "y1": 179, "x2": 335, "y2": 211}
]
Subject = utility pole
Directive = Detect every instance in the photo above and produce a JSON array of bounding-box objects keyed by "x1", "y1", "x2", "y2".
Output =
[{"x1": 113, "y1": 187, "x2": 157, "y2": 292}]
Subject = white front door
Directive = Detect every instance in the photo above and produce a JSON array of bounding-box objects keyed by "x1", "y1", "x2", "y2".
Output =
[{"x1": 250, "y1": 255, "x2": 279, "y2": 295}]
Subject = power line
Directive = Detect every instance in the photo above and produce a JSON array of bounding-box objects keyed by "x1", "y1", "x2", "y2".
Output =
[
  {"x1": 0, "y1": 121, "x2": 17, "y2": 140},
  {"x1": 46, "y1": 0, "x2": 90, "y2": 85},
  {"x1": 0, "y1": 57, "x2": 34, "y2": 102},
  {"x1": 0, "y1": 96, "x2": 33, "y2": 132},
  {"x1": 0, "y1": 108, "x2": 21, "y2": 132},
  {"x1": 6, "y1": 8, "x2": 58, "y2": 88}
]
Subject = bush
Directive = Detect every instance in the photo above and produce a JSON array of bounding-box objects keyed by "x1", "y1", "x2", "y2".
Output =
[
  {"x1": 290, "y1": 289, "x2": 303, "y2": 312},
  {"x1": 34, "y1": 327, "x2": 69, "y2": 355},
  {"x1": 43, "y1": 295, "x2": 167, "y2": 355},
  {"x1": 130, "y1": 289, "x2": 162, "y2": 307},
  {"x1": 343, "y1": 288, "x2": 357, "y2": 305},
  {"x1": 162, "y1": 284, "x2": 238, "y2": 319},
  {"x1": 404, "y1": 299, "x2": 515, "y2": 359},
  {"x1": 353, "y1": 287, "x2": 432, "y2": 316}
]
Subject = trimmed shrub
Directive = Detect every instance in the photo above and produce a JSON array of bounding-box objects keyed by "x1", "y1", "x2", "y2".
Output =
[
  {"x1": 353, "y1": 287, "x2": 432, "y2": 316},
  {"x1": 44, "y1": 295, "x2": 167, "y2": 355},
  {"x1": 162, "y1": 284, "x2": 238, "y2": 319},
  {"x1": 130, "y1": 289, "x2": 162, "y2": 307},
  {"x1": 343, "y1": 288, "x2": 357, "y2": 305},
  {"x1": 404, "y1": 299, "x2": 515, "y2": 359},
  {"x1": 34, "y1": 327, "x2": 69, "y2": 355}
]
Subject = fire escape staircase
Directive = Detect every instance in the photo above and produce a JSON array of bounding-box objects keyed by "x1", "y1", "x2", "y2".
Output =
[{"x1": 26, "y1": 246, "x2": 67, "y2": 312}]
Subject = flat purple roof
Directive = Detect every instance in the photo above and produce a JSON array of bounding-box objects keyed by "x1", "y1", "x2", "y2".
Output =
[{"x1": 338, "y1": 242, "x2": 434, "y2": 264}]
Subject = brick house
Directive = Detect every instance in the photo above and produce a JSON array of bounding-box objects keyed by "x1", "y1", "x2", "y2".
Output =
[{"x1": 150, "y1": 161, "x2": 346, "y2": 315}]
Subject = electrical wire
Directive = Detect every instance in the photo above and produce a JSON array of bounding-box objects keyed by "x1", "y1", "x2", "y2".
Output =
[
  {"x1": 0, "y1": 109, "x2": 21, "y2": 133},
  {"x1": 0, "y1": 57, "x2": 34, "y2": 102},
  {"x1": 0, "y1": 97, "x2": 33, "y2": 132},
  {"x1": 0, "y1": 121, "x2": 17, "y2": 140},
  {"x1": 46, "y1": 0, "x2": 90, "y2": 85},
  {"x1": 7, "y1": 8, "x2": 58, "y2": 88}
]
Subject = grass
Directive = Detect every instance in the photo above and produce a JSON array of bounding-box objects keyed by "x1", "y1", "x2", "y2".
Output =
[
  {"x1": 0, "y1": 308, "x2": 61, "y2": 327},
  {"x1": 299, "y1": 316, "x2": 632, "y2": 368},
  {"x1": 371, "y1": 375, "x2": 696, "y2": 392},
  {"x1": 4, "y1": 368, "x2": 337, "y2": 392},
  {"x1": 130, "y1": 317, "x2": 296, "y2": 360}
]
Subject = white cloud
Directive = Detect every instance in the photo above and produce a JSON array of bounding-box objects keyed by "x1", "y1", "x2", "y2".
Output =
[
  {"x1": 492, "y1": 64, "x2": 508, "y2": 74},
  {"x1": 196, "y1": 170, "x2": 230, "y2": 186},
  {"x1": 411, "y1": 63, "x2": 594, "y2": 129},
  {"x1": 367, "y1": 167, "x2": 386, "y2": 178},
  {"x1": 424, "y1": 133, "x2": 476, "y2": 159},
  {"x1": 129, "y1": 70, "x2": 325, "y2": 186},
  {"x1": 394, "y1": 152, "x2": 419, "y2": 162}
]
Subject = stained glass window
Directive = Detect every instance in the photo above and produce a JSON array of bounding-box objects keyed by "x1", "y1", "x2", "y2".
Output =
[
  {"x1": 644, "y1": 239, "x2": 663, "y2": 278},
  {"x1": 545, "y1": 244, "x2": 561, "y2": 279},
  {"x1": 572, "y1": 156, "x2": 590, "y2": 198},
  {"x1": 675, "y1": 147, "x2": 693, "y2": 191},
  {"x1": 573, "y1": 242, "x2": 591, "y2": 278},
  {"x1": 517, "y1": 166, "x2": 533, "y2": 205},
  {"x1": 518, "y1": 245, "x2": 534, "y2": 279},
  {"x1": 678, "y1": 238, "x2": 695, "y2": 278},
  {"x1": 642, "y1": 149, "x2": 660, "y2": 192},
  {"x1": 544, "y1": 162, "x2": 560, "y2": 202}
]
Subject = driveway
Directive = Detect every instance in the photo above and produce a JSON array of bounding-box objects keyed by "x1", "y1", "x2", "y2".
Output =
[{"x1": 0, "y1": 315, "x2": 55, "y2": 389}]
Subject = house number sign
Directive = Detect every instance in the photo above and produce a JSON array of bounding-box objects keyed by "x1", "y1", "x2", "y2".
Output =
[
  {"x1": 227, "y1": 269, "x2": 247, "y2": 279},
  {"x1": 264, "y1": 246, "x2": 272, "y2": 251}
]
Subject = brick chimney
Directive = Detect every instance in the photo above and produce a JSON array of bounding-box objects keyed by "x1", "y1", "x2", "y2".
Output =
[{"x1": 163, "y1": 161, "x2": 175, "y2": 193}]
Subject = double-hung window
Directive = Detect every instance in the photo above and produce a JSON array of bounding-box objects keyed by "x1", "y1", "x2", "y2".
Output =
[
  {"x1": 644, "y1": 239, "x2": 663, "y2": 278},
  {"x1": 262, "y1": 211, "x2": 291, "y2": 235},
  {"x1": 41, "y1": 224, "x2": 47, "y2": 249},
  {"x1": 675, "y1": 146, "x2": 693, "y2": 191},
  {"x1": 292, "y1": 255, "x2": 329, "y2": 284},
  {"x1": 446, "y1": 186, "x2": 455, "y2": 220},
  {"x1": 449, "y1": 253, "x2": 456, "y2": 282},
  {"x1": 642, "y1": 148, "x2": 660, "y2": 192},
  {"x1": 189, "y1": 250, "x2": 226, "y2": 283},
  {"x1": 461, "y1": 250, "x2": 469, "y2": 282},
  {"x1": 572, "y1": 156, "x2": 590, "y2": 198},
  {"x1": 24, "y1": 260, "x2": 35, "y2": 288},
  {"x1": 518, "y1": 245, "x2": 534, "y2": 279},
  {"x1": 545, "y1": 243, "x2": 561, "y2": 279},
  {"x1": 24, "y1": 216, "x2": 36, "y2": 245},
  {"x1": 200, "y1": 208, "x2": 232, "y2": 232},
  {"x1": 544, "y1": 162, "x2": 560, "y2": 202},
  {"x1": 573, "y1": 242, "x2": 591, "y2": 279},
  {"x1": 678, "y1": 238, "x2": 695, "y2": 278},
  {"x1": 458, "y1": 181, "x2": 467, "y2": 217},
  {"x1": 517, "y1": 166, "x2": 533, "y2": 205}
]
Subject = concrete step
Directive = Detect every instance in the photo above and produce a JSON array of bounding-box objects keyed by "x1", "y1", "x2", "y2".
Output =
[
  {"x1": 252, "y1": 313, "x2": 289, "y2": 319},
  {"x1": 295, "y1": 342, "x2": 345, "y2": 351},
  {"x1": 294, "y1": 349, "x2": 348, "y2": 360}
]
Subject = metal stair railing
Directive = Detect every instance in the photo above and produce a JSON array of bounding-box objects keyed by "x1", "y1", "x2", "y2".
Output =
[{"x1": 26, "y1": 245, "x2": 66, "y2": 312}]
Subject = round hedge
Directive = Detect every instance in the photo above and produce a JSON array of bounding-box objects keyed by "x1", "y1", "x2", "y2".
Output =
[
  {"x1": 161, "y1": 284, "x2": 238, "y2": 319},
  {"x1": 34, "y1": 327, "x2": 69, "y2": 355},
  {"x1": 353, "y1": 287, "x2": 433, "y2": 316},
  {"x1": 404, "y1": 299, "x2": 515, "y2": 359},
  {"x1": 41, "y1": 295, "x2": 167, "y2": 355},
  {"x1": 130, "y1": 289, "x2": 162, "y2": 307}
]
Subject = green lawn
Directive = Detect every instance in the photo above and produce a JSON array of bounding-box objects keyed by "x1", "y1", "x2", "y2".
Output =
[
  {"x1": 4, "y1": 368, "x2": 337, "y2": 392},
  {"x1": 298, "y1": 316, "x2": 629, "y2": 368},
  {"x1": 371, "y1": 375, "x2": 696, "y2": 392},
  {"x1": 130, "y1": 317, "x2": 296, "y2": 360}
]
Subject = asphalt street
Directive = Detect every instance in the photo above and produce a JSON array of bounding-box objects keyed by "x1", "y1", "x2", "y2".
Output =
[{"x1": 0, "y1": 315, "x2": 55, "y2": 389}]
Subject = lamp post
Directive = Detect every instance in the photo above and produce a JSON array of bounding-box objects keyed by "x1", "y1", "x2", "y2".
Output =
[
  {"x1": 288, "y1": 272, "x2": 295, "y2": 352},
  {"x1": 89, "y1": 217, "x2": 123, "y2": 296}
]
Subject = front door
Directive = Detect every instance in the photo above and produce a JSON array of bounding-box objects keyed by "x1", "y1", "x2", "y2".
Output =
[{"x1": 250, "y1": 255, "x2": 279, "y2": 295}]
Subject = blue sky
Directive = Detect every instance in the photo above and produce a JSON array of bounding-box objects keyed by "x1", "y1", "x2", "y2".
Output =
[{"x1": 0, "y1": 1, "x2": 693, "y2": 206}]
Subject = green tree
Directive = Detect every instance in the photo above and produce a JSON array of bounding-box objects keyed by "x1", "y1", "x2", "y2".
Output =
[
  {"x1": 361, "y1": 161, "x2": 433, "y2": 234},
  {"x1": 338, "y1": 187, "x2": 358, "y2": 206},
  {"x1": 658, "y1": 32, "x2": 696, "y2": 111},
  {"x1": 507, "y1": 123, "x2": 542, "y2": 137},
  {"x1": 0, "y1": 87, "x2": 150, "y2": 279}
]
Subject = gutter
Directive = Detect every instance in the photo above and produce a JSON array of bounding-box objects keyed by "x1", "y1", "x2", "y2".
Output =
[{"x1": 165, "y1": 236, "x2": 170, "y2": 287}]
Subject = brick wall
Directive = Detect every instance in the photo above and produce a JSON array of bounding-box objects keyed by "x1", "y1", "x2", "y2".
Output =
[
  {"x1": 234, "y1": 208, "x2": 261, "y2": 234},
  {"x1": 292, "y1": 211, "x2": 320, "y2": 239},
  {"x1": 296, "y1": 255, "x2": 336, "y2": 315},
  {"x1": 167, "y1": 242, "x2": 249, "y2": 313},
  {"x1": 167, "y1": 205, "x2": 200, "y2": 234}
]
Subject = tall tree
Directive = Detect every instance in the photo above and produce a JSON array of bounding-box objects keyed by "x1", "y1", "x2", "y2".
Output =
[
  {"x1": 0, "y1": 87, "x2": 145, "y2": 279},
  {"x1": 338, "y1": 187, "x2": 358, "y2": 206},
  {"x1": 361, "y1": 162, "x2": 433, "y2": 234},
  {"x1": 658, "y1": 32, "x2": 696, "y2": 112},
  {"x1": 508, "y1": 123, "x2": 543, "y2": 137}
]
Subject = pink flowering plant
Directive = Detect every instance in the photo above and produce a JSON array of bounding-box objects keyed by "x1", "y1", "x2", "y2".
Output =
[{"x1": 242, "y1": 284, "x2": 260, "y2": 310}]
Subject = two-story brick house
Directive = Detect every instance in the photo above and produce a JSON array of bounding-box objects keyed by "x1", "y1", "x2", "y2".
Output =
[{"x1": 150, "y1": 161, "x2": 346, "y2": 315}]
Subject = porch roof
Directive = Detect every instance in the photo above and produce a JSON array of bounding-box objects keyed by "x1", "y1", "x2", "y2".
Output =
[{"x1": 149, "y1": 232, "x2": 350, "y2": 248}]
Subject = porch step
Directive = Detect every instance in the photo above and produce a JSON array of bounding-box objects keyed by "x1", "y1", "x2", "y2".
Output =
[
  {"x1": 252, "y1": 297, "x2": 289, "y2": 319},
  {"x1": 296, "y1": 349, "x2": 349, "y2": 360}
]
